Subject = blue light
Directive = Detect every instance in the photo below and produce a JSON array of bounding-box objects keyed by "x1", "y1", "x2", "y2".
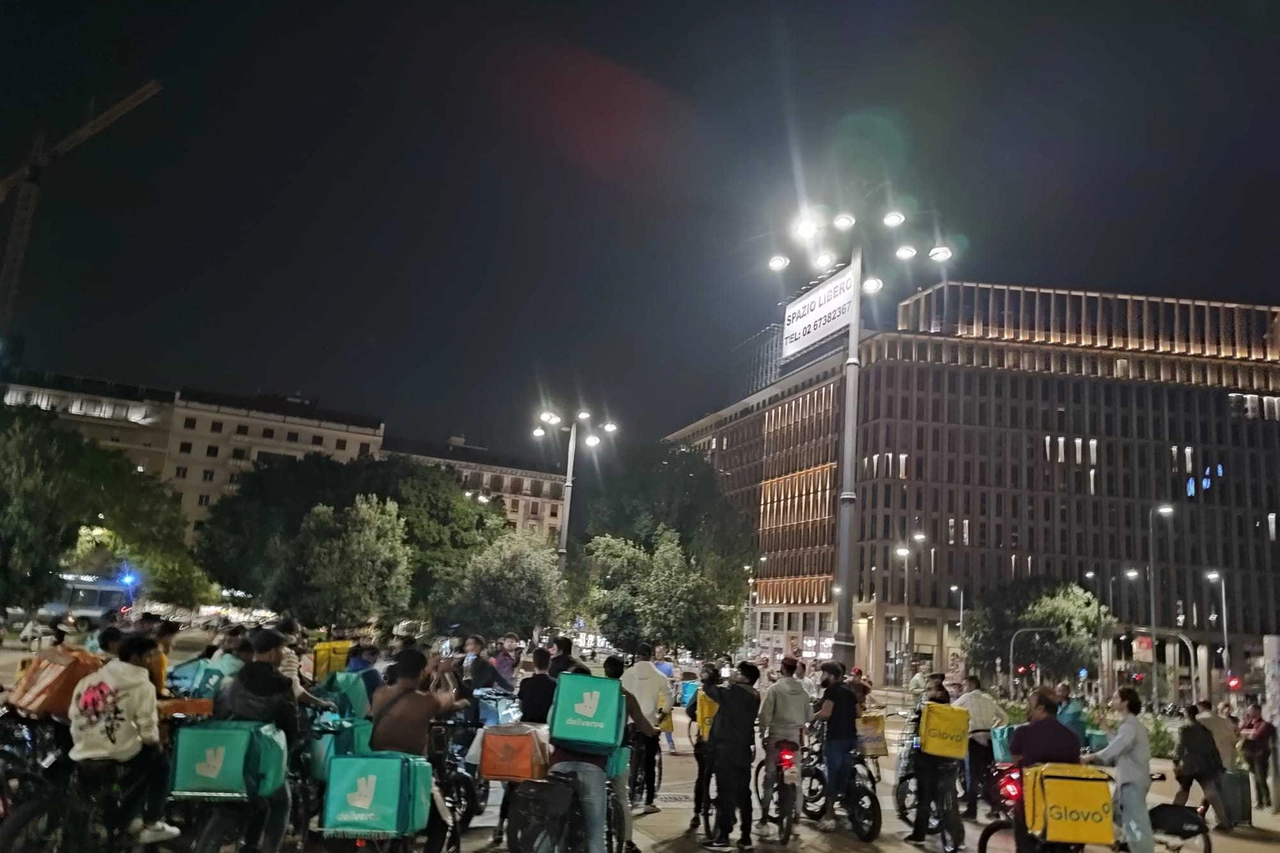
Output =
[
  {"x1": 121, "y1": 573, "x2": 137, "y2": 586},
  {"x1": 1202, "y1": 478, "x2": 1212, "y2": 490},
  {"x1": 1078, "y1": 668, "x2": 1089, "y2": 680},
  {"x1": 1217, "y1": 464, "x2": 1224, "y2": 477},
  {"x1": 1186, "y1": 477, "x2": 1196, "y2": 497}
]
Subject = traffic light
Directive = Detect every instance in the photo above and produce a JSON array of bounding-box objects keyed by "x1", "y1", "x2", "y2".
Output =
[
  {"x1": 1227, "y1": 675, "x2": 1241, "y2": 691},
  {"x1": 1016, "y1": 666, "x2": 1027, "y2": 675},
  {"x1": 1133, "y1": 672, "x2": 1144, "y2": 683},
  {"x1": 1029, "y1": 663, "x2": 1037, "y2": 672}
]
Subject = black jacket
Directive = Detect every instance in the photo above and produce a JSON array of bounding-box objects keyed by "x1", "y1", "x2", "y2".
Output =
[
  {"x1": 1175, "y1": 721, "x2": 1224, "y2": 779},
  {"x1": 701, "y1": 678, "x2": 760, "y2": 767},
  {"x1": 215, "y1": 661, "x2": 299, "y2": 747}
]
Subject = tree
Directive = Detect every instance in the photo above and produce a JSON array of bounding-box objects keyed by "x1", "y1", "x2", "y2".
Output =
[
  {"x1": 0, "y1": 408, "x2": 200, "y2": 609},
  {"x1": 269, "y1": 495, "x2": 411, "y2": 626},
  {"x1": 584, "y1": 528, "x2": 742, "y2": 657},
  {"x1": 963, "y1": 578, "x2": 1114, "y2": 683},
  {"x1": 438, "y1": 530, "x2": 562, "y2": 637},
  {"x1": 196, "y1": 454, "x2": 501, "y2": 608}
]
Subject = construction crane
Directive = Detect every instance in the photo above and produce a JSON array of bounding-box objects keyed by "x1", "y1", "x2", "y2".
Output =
[{"x1": 0, "y1": 80, "x2": 162, "y2": 338}]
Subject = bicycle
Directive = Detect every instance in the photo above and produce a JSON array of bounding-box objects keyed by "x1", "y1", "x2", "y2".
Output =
[
  {"x1": 756, "y1": 739, "x2": 800, "y2": 844},
  {"x1": 626, "y1": 731, "x2": 663, "y2": 807},
  {"x1": 508, "y1": 768, "x2": 626, "y2": 853},
  {"x1": 428, "y1": 719, "x2": 486, "y2": 836}
]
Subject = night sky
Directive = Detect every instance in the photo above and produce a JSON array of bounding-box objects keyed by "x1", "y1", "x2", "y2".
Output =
[{"x1": 4, "y1": 2, "x2": 1278, "y2": 466}]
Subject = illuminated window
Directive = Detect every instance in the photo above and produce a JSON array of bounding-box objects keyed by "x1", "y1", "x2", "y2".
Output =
[
  {"x1": 1074, "y1": 438, "x2": 1083, "y2": 464},
  {"x1": 1089, "y1": 438, "x2": 1098, "y2": 466}
]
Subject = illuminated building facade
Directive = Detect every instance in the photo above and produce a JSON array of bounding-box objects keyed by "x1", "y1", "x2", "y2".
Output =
[{"x1": 669, "y1": 282, "x2": 1280, "y2": 698}]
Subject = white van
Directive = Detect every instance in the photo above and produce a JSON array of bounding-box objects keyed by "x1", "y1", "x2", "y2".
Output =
[{"x1": 36, "y1": 577, "x2": 134, "y2": 631}]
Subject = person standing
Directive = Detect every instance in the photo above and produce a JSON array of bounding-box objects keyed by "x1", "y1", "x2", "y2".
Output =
[
  {"x1": 953, "y1": 675, "x2": 1008, "y2": 820},
  {"x1": 493, "y1": 633, "x2": 522, "y2": 684},
  {"x1": 813, "y1": 661, "x2": 860, "y2": 832},
  {"x1": 904, "y1": 678, "x2": 963, "y2": 847},
  {"x1": 516, "y1": 646, "x2": 556, "y2": 724},
  {"x1": 346, "y1": 645, "x2": 386, "y2": 704},
  {"x1": 1082, "y1": 688, "x2": 1155, "y2": 853},
  {"x1": 653, "y1": 645, "x2": 677, "y2": 755},
  {"x1": 1196, "y1": 700, "x2": 1238, "y2": 771},
  {"x1": 700, "y1": 662, "x2": 761, "y2": 851},
  {"x1": 548, "y1": 636, "x2": 578, "y2": 680},
  {"x1": 756, "y1": 656, "x2": 810, "y2": 837},
  {"x1": 147, "y1": 620, "x2": 181, "y2": 698},
  {"x1": 1239, "y1": 702, "x2": 1275, "y2": 809},
  {"x1": 908, "y1": 663, "x2": 929, "y2": 706},
  {"x1": 1172, "y1": 705, "x2": 1231, "y2": 831},
  {"x1": 686, "y1": 663, "x2": 720, "y2": 833},
  {"x1": 620, "y1": 643, "x2": 672, "y2": 814},
  {"x1": 1054, "y1": 681, "x2": 1089, "y2": 746},
  {"x1": 604, "y1": 656, "x2": 657, "y2": 853}
]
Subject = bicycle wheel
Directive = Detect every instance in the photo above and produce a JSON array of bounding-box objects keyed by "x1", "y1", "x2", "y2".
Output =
[
  {"x1": 687, "y1": 720, "x2": 697, "y2": 746},
  {"x1": 445, "y1": 774, "x2": 477, "y2": 833},
  {"x1": 845, "y1": 782, "x2": 882, "y2": 842},
  {"x1": 977, "y1": 818, "x2": 1017, "y2": 853},
  {"x1": 702, "y1": 774, "x2": 719, "y2": 839},
  {"x1": 472, "y1": 777, "x2": 491, "y2": 815},
  {"x1": 655, "y1": 749, "x2": 663, "y2": 794},
  {"x1": 776, "y1": 784, "x2": 795, "y2": 845},
  {"x1": 752, "y1": 759, "x2": 767, "y2": 810},
  {"x1": 895, "y1": 774, "x2": 915, "y2": 822},
  {"x1": 801, "y1": 766, "x2": 826, "y2": 820},
  {"x1": 606, "y1": 791, "x2": 626, "y2": 853}
]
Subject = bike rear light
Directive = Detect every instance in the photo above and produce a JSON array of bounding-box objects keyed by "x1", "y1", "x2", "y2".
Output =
[{"x1": 780, "y1": 750, "x2": 796, "y2": 769}]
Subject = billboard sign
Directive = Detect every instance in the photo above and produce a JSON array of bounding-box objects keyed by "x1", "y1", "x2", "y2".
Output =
[
  {"x1": 1133, "y1": 635, "x2": 1153, "y2": 663},
  {"x1": 781, "y1": 265, "x2": 855, "y2": 359}
]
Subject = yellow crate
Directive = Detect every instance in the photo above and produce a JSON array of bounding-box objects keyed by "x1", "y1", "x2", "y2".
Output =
[
  {"x1": 918, "y1": 702, "x2": 969, "y2": 759},
  {"x1": 1023, "y1": 763, "x2": 1114, "y2": 846}
]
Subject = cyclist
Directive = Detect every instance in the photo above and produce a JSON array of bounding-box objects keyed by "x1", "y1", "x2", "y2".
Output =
[
  {"x1": 196, "y1": 628, "x2": 298, "y2": 853},
  {"x1": 700, "y1": 661, "x2": 762, "y2": 851},
  {"x1": 813, "y1": 660, "x2": 858, "y2": 832},
  {"x1": 686, "y1": 663, "x2": 720, "y2": 833},
  {"x1": 756, "y1": 655, "x2": 810, "y2": 837},
  {"x1": 1006, "y1": 687, "x2": 1079, "y2": 853},
  {"x1": 621, "y1": 643, "x2": 672, "y2": 814},
  {"x1": 517, "y1": 646, "x2": 556, "y2": 724},
  {"x1": 605, "y1": 654, "x2": 657, "y2": 853},
  {"x1": 346, "y1": 644, "x2": 387, "y2": 704},
  {"x1": 953, "y1": 675, "x2": 1008, "y2": 820},
  {"x1": 548, "y1": 664, "x2": 653, "y2": 853},
  {"x1": 1081, "y1": 687, "x2": 1154, "y2": 853},
  {"x1": 902, "y1": 676, "x2": 962, "y2": 847},
  {"x1": 68, "y1": 634, "x2": 181, "y2": 845}
]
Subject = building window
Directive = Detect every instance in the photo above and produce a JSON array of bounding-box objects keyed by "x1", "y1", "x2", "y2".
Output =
[
  {"x1": 206, "y1": 445, "x2": 219, "y2": 458},
  {"x1": 490, "y1": 474, "x2": 505, "y2": 492},
  {"x1": 211, "y1": 421, "x2": 223, "y2": 434},
  {"x1": 229, "y1": 472, "x2": 241, "y2": 485},
  {"x1": 179, "y1": 442, "x2": 192, "y2": 454},
  {"x1": 197, "y1": 494, "x2": 211, "y2": 507},
  {"x1": 193, "y1": 520, "x2": 205, "y2": 531},
  {"x1": 235, "y1": 424, "x2": 248, "y2": 436},
  {"x1": 286, "y1": 432, "x2": 299, "y2": 443},
  {"x1": 530, "y1": 481, "x2": 544, "y2": 498},
  {"x1": 510, "y1": 499, "x2": 520, "y2": 513},
  {"x1": 819, "y1": 613, "x2": 833, "y2": 633},
  {"x1": 550, "y1": 505, "x2": 559, "y2": 518},
  {"x1": 202, "y1": 470, "x2": 215, "y2": 482},
  {"x1": 312, "y1": 435, "x2": 324, "y2": 447},
  {"x1": 174, "y1": 466, "x2": 188, "y2": 479},
  {"x1": 184, "y1": 417, "x2": 196, "y2": 429},
  {"x1": 263, "y1": 428, "x2": 275, "y2": 439},
  {"x1": 530, "y1": 502, "x2": 539, "y2": 517},
  {"x1": 359, "y1": 442, "x2": 371, "y2": 457},
  {"x1": 232, "y1": 448, "x2": 247, "y2": 460},
  {"x1": 550, "y1": 483, "x2": 564, "y2": 500},
  {"x1": 336, "y1": 439, "x2": 347, "y2": 451}
]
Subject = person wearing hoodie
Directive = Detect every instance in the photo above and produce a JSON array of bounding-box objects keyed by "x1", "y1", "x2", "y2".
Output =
[
  {"x1": 194, "y1": 629, "x2": 298, "y2": 853},
  {"x1": 701, "y1": 661, "x2": 762, "y2": 851},
  {"x1": 69, "y1": 635, "x2": 182, "y2": 845},
  {"x1": 756, "y1": 656, "x2": 811, "y2": 837},
  {"x1": 621, "y1": 643, "x2": 673, "y2": 813}
]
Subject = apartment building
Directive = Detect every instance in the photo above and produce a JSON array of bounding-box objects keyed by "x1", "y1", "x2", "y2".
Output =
[{"x1": 383, "y1": 435, "x2": 566, "y2": 539}]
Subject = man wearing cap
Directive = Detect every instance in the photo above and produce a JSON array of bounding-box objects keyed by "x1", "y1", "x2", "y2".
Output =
[{"x1": 756, "y1": 656, "x2": 811, "y2": 837}]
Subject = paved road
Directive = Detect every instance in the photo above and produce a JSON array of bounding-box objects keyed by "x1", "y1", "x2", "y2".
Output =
[{"x1": 458, "y1": 707, "x2": 1279, "y2": 853}]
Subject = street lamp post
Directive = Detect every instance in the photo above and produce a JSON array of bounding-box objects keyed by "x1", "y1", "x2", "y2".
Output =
[
  {"x1": 1085, "y1": 570, "x2": 1104, "y2": 700},
  {"x1": 770, "y1": 205, "x2": 952, "y2": 673},
  {"x1": 1205, "y1": 571, "x2": 1230, "y2": 685},
  {"x1": 1146, "y1": 504, "x2": 1174, "y2": 709},
  {"x1": 534, "y1": 410, "x2": 617, "y2": 574}
]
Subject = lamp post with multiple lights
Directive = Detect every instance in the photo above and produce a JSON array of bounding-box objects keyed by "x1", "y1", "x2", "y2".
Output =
[
  {"x1": 533, "y1": 409, "x2": 617, "y2": 573},
  {"x1": 769, "y1": 203, "x2": 952, "y2": 672}
]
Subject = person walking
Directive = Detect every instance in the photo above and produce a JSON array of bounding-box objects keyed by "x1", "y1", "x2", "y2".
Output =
[
  {"x1": 1172, "y1": 705, "x2": 1231, "y2": 831},
  {"x1": 700, "y1": 662, "x2": 761, "y2": 851},
  {"x1": 1239, "y1": 702, "x2": 1275, "y2": 809},
  {"x1": 620, "y1": 643, "x2": 673, "y2": 814},
  {"x1": 953, "y1": 675, "x2": 1008, "y2": 820},
  {"x1": 1082, "y1": 687, "x2": 1155, "y2": 853},
  {"x1": 1197, "y1": 700, "x2": 1238, "y2": 770}
]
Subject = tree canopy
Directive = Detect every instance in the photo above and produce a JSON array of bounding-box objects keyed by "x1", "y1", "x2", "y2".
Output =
[
  {"x1": 438, "y1": 530, "x2": 563, "y2": 638},
  {"x1": 196, "y1": 453, "x2": 502, "y2": 611},
  {"x1": 963, "y1": 578, "x2": 1113, "y2": 681},
  {"x1": 0, "y1": 407, "x2": 197, "y2": 608}
]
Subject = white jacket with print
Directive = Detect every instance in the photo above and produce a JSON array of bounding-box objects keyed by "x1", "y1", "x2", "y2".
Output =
[
  {"x1": 68, "y1": 659, "x2": 160, "y2": 762},
  {"x1": 621, "y1": 660, "x2": 673, "y2": 726}
]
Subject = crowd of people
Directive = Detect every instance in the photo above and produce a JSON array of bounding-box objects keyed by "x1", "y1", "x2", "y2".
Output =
[{"x1": 49, "y1": 615, "x2": 1280, "y2": 853}]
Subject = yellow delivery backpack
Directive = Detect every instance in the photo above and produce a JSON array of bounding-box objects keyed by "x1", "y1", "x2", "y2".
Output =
[
  {"x1": 1023, "y1": 763, "x2": 1113, "y2": 846},
  {"x1": 918, "y1": 702, "x2": 969, "y2": 759},
  {"x1": 856, "y1": 713, "x2": 888, "y2": 757},
  {"x1": 695, "y1": 690, "x2": 719, "y2": 741}
]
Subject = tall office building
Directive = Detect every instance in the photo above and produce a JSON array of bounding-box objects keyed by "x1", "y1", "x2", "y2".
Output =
[{"x1": 668, "y1": 281, "x2": 1280, "y2": 695}]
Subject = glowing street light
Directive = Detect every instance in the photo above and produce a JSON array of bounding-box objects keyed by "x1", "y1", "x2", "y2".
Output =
[
  {"x1": 768, "y1": 255, "x2": 790, "y2": 271},
  {"x1": 896, "y1": 546, "x2": 911, "y2": 558},
  {"x1": 602, "y1": 422, "x2": 618, "y2": 433},
  {"x1": 1126, "y1": 568, "x2": 1140, "y2": 580},
  {"x1": 814, "y1": 251, "x2": 836, "y2": 269},
  {"x1": 883, "y1": 211, "x2": 905, "y2": 227},
  {"x1": 832, "y1": 585, "x2": 844, "y2": 595},
  {"x1": 539, "y1": 412, "x2": 554, "y2": 423},
  {"x1": 791, "y1": 215, "x2": 819, "y2": 241},
  {"x1": 912, "y1": 531, "x2": 927, "y2": 542},
  {"x1": 861, "y1": 277, "x2": 884, "y2": 294},
  {"x1": 1205, "y1": 571, "x2": 1231, "y2": 680},
  {"x1": 833, "y1": 213, "x2": 856, "y2": 230},
  {"x1": 928, "y1": 245, "x2": 953, "y2": 262},
  {"x1": 895, "y1": 245, "x2": 917, "y2": 260},
  {"x1": 532, "y1": 426, "x2": 546, "y2": 437},
  {"x1": 477, "y1": 494, "x2": 490, "y2": 504},
  {"x1": 577, "y1": 411, "x2": 591, "y2": 420},
  {"x1": 585, "y1": 434, "x2": 601, "y2": 448},
  {"x1": 532, "y1": 404, "x2": 617, "y2": 572}
]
